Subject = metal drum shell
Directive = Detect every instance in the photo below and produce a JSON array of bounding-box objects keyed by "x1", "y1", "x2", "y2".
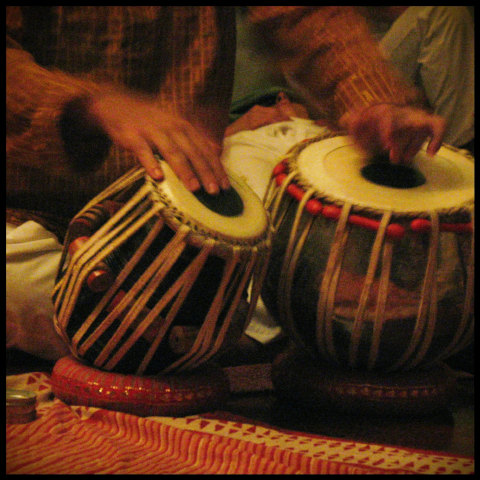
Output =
[{"x1": 262, "y1": 135, "x2": 474, "y2": 372}]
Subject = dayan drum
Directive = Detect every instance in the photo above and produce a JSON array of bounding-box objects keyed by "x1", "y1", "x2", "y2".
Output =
[
  {"x1": 263, "y1": 135, "x2": 474, "y2": 373},
  {"x1": 52, "y1": 162, "x2": 271, "y2": 377}
]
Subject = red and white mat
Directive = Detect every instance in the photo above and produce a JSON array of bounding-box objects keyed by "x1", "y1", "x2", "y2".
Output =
[{"x1": 6, "y1": 372, "x2": 474, "y2": 475}]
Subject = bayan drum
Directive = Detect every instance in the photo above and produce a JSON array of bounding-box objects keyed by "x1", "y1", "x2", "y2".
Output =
[
  {"x1": 263, "y1": 135, "x2": 474, "y2": 414},
  {"x1": 51, "y1": 162, "x2": 271, "y2": 415}
]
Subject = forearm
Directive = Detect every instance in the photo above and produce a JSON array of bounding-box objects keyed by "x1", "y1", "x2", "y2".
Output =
[
  {"x1": 7, "y1": 46, "x2": 111, "y2": 171},
  {"x1": 247, "y1": 6, "x2": 420, "y2": 127}
]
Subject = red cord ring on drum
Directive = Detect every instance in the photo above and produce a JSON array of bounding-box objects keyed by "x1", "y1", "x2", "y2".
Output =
[
  {"x1": 274, "y1": 169, "x2": 405, "y2": 240},
  {"x1": 410, "y1": 218, "x2": 473, "y2": 234},
  {"x1": 273, "y1": 163, "x2": 473, "y2": 239}
]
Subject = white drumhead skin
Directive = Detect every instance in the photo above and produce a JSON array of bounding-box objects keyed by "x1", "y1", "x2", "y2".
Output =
[
  {"x1": 297, "y1": 136, "x2": 474, "y2": 214},
  {"x1": 150, "y1": 160, "x2": 268, "y2": 241}
]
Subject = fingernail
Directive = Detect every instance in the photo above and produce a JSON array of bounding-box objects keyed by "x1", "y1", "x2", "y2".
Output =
[
  {"x1": 152, "y1": 168, "x2": 163, "y2": 180},
  {"x1": 221, "y1": 177, "x2": 231, "y2": 190},
  {"x1": 188, "y1": 178, "x2": 201, "y2": 191},
  {"x1": 389, "y1": 150, "x2": 398, "y2": 164},
  {"x1": 207, "y1": 182, "x2": 219, "y2": 195},
  {"x1": 426, "y1": 146, "x2": 436, "y2": 157}
]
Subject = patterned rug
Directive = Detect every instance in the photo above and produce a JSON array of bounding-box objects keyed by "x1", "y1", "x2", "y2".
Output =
[{"x1": 6, "y1": 372, "x2": 474, "y2": 474}]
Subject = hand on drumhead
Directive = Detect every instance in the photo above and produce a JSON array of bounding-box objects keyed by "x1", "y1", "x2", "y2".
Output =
[
  {"x1": 87, "y1": 91, "x2": 229, "y2": 194},
  {"x1": 345, "y1": 104, "x2": 446, "y2": 164}
]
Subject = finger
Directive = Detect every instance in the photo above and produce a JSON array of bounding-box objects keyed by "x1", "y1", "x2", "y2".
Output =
[
  {"x1": 403, "y1": 135, "x2": 428, "y2": 164},
  {"x1": 386, "y1": 109, "x2": 426, "y2": 164},
  {"x1": 161, "y1": 151, "x2": 203, "y2": 192},
  {"x1": 137, "y1": 150, "x2": 164, "y2": 181},
  {"x1": 426, "y1": 116, "x2": 447, "y2": 157},
  {"x1": 388, "y1": 125, "x2": 416, "y2": 165},
  {"x1": 167, "y1": 129, "x2": 224, "y2": 194},
  {"x1": 348, "y1": 106, "x2": 389, "y2": 155},
  {"x1": 275, "y1": 109, "x2": 293, "y2": 122},
  {"x1": 376, "y1": 109, "x2": 395, "y2": 155},
  {"x1": 391, "y1": 123, "x2": 432, "y2": 164},
  {"x1": 149, "y1": 131, "x2": 209, "y2": 192},
  {"x1": 206, "y1": 150, "x2": 231, "y2": 191},
  {"x1": 388, "y1": 142, "x2": 404, "y2": 165},
  {"x1": 178, "y1": 126, "x2": 230, "y2": 190},
  {"x1": 346, "y1": 114, "x2": 371, "y2": 152},
  {"x1": 114, "y1": 130, "x2": 164, "y2": 180}
]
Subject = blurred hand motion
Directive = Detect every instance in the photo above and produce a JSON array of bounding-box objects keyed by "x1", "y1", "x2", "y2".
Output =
[
  {"x1": 344, "y1": 104, "x2": 446, "y2": 164},
  {"x1": 88, "y1": 92, "x2": 230, "y2": 194}
]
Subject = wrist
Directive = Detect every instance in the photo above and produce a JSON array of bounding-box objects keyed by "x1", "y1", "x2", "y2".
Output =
[
  {"x1": 358, "y1": 102, "x2": 407, "y2": 117},
  {"x1": 59, "y1": 95, "x2": 112, "y2": 170},
  {"x1": 340, "y1": 102, "x2": 403, "y2": 130}
]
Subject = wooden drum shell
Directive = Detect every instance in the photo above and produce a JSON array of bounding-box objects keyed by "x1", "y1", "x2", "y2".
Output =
[{"x1": 53, "y1": 165, "x2": 272, "y2": 376}]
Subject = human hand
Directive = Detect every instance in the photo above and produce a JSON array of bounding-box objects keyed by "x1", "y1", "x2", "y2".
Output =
[
  {"x1": 343, "y1": 104, "x2": 446, "y2": 164},
  {"x1": 225, "y1": 92, "x2": 310, "y2": 137},
  {"x1": 225, "y1": 104, "x2": 292, "y2": 137},
  {"x1": 87, "y1": 91, "x2": 229, "y2": 194}
]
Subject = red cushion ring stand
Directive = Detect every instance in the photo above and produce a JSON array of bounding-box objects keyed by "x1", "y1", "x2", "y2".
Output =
[{"x1": 50, "y1": 356, "x2": 230, "y2": 417}]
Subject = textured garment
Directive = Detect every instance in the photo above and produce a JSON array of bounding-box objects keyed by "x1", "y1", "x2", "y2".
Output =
[
  {"x1": 246, "y1": 7, "x2": 417, "y2": 123},
  {"x1": 7, "y1": 6, "x2": 236, "y2": 227},
  {"x1": 6, "y1": 221, "x2": 69, "y2": 361},
  {"x1": 6, "y1": 6, "x2": 415, "y2": 232}
]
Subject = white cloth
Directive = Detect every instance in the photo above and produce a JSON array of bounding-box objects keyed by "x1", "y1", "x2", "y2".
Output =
[
  {"x1": 222, "y1": 118, "x2": 329, "y2": 343},
  {"x1": 222, "y1": 118, "x2": 328, "y2": 200},
  {"x1": 379, "y1": 6, "x2": 474, "y2": 147},
  {"x1": 6, "y1": 221, "x2": 70, "y2": 360}
]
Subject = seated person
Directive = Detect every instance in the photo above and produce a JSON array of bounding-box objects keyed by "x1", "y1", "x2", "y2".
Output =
[{"x1": 6, "y1": 6, "x2": 447, "y2": 365}]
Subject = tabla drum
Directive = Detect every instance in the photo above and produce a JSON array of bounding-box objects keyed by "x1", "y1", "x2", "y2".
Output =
[
  {"x1": 53, "y1": 162, "x2": 272, "y2": 377},
  {"x1": 263, "y1": 135, "x2": 474, "y2": 373}
]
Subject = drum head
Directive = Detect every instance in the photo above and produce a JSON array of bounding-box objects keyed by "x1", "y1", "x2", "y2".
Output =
[
  {"x1": 296, "y1": 136, "x2": 474, "y2": 214},
  {"x1": 149, "y1": 160, "x2": 269, "y2": 242}
]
